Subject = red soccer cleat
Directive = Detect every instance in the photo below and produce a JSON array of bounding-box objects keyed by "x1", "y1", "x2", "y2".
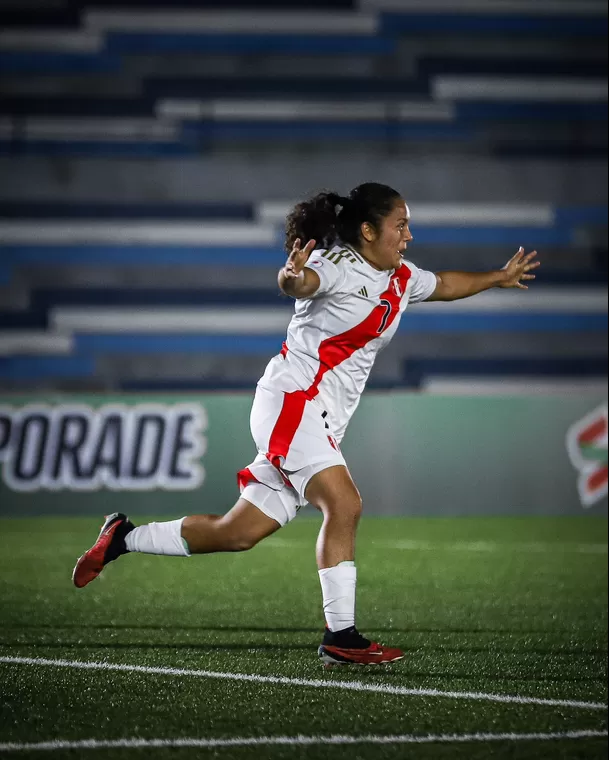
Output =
[
  {"x1": 72, "y1": 512, "x2": 134, "y2": 589},
  {"x1": 318, "y1": 626, "x2": 404, "y2": 667}
]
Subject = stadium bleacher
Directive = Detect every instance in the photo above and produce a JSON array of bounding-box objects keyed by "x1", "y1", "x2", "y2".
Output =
[{"x1": 0, "y1": 0, "x2": 606, "y2": 392}]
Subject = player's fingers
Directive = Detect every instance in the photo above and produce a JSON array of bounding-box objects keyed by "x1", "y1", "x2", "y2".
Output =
[
  {"x1": 287, "y1": 241, "x2": 301, "y2": 262},
  {"x1": 515, "y1": 282, "x2": 528, "y2": 289},
  {"x1": 523, "y1": 261, "x2": 540, "y2": 273},
  {"x1": 521, "y1": 274, "x2": 536, "y2": 280},
  {"x1": 303, "y1": 239, "x2": 317, "y2": 257},
  {"x1": 524, "y1": 251, "x2": 538, "y2": 261},
  {"x1": 289, "y1": 252, "x2": 305, "y2": 270}
]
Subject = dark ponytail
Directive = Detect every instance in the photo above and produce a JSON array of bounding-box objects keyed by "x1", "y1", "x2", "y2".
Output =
[
  {"x1": 285, "y1": 182, "x2": 402, "y2": 253},
  {"x1": 284, "y1": 191, "x2": 348, "y2": 252}
]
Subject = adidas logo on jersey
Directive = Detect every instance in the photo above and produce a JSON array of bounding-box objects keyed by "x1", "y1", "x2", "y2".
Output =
[{"x1": 357, "y1": 286, "x2": 369, "y2": 297}]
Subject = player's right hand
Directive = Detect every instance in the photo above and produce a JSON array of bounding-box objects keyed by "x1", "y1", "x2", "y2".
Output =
[{"x1": 283, "y1": 238, "x2": 316, "y2": 279}]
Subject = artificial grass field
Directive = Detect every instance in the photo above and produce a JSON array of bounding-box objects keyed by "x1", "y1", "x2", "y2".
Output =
[{"x1": 0, "y1": 515, "x2": 607, "y2": 760}]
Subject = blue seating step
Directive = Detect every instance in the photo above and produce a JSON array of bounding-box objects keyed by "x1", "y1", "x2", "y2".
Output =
[
  {"x1": 418, "y1": 56, "x2": 607, "y2": 77},
  {"x1": 380, "y1": 12, "x2": 608, "y2": 36},
  {"x1": 402, "y1": 357, "x2": 608, "y2": 386}
]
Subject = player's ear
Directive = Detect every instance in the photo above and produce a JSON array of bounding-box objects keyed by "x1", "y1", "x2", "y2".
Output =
[{"x1": 361, "y1": 222, "x2": 376, "y2": 243}]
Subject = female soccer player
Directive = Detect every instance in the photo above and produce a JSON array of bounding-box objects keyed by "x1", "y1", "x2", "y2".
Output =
[{"x1": 73, "y1": 182, "x2": 539, "y2": 666}]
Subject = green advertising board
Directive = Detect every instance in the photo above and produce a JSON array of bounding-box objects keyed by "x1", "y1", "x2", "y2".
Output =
[{"x1": 0, "y1": 393, "x2": 606, "y2": 517}]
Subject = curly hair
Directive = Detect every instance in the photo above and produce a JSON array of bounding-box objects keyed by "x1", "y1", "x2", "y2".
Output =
[{"x1": 285, "y1": 182, "x2": 402, "y2": 252}]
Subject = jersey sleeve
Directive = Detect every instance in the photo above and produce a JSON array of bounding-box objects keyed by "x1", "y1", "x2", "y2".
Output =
[
  {"x1": 304, "y1": 251, "x2": 345, "y2": 297},
  {"x1": 404, "y1": 260, "x2": 438, "y2": 303}
]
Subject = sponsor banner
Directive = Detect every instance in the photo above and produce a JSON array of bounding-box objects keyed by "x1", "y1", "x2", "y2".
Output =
[
  {"x1": 0, "y1": 402, "x2": 207, "y2": 493},
  {"x1": 566, "y1": 404, "x2": 608, "y2": 508},
  {"x1": 0, "y1": 393, "x2": 606, "y2": 516}
]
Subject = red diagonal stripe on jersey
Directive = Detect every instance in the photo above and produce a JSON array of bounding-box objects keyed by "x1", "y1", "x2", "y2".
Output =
[
  {"x1": 307, "y1": 264, "x2": 412, "y2": 398},
  {"x1": 265, "y1": 263, "x2": 412, "y2": 472},
  {"x1": 578, "y1": 417, "x2": 607, "y2": 445},
  {"x1": 236, "y1": 467, "x2": 259, "y2": 491},
  {"x1": 266, "y1": 390, "x2": 308, "y2": 479}
]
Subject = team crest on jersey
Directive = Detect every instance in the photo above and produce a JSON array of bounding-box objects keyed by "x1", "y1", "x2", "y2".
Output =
[{"x1": 391, "y1": 278, "x2": 403, "y2": 298}]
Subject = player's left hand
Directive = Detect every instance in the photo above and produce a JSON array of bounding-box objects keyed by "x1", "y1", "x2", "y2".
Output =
[{"x1": 499, "y1": 247, "x2": 540, "y2": 289}]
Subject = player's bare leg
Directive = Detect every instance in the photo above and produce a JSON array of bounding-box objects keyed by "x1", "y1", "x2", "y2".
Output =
[
  {"x1": 306, "y1": 465, "x2": 361, "y2": 568},
  {"x1": 305, "y1": 465, "x2": 404, "y2": 667},
  {"x1": 182, "y1": 499, "x2": 281, "y2": 553},
  {"x1": 72, "y1": 499, "x2": 280, "y2": 588}
]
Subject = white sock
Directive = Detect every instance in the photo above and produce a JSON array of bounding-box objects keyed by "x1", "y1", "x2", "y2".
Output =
[
  {"x1": 125, "y1": 518, "x2": 190, "y2": 557},
  {"x1": 318, "y1": 561, "x2": 356, "y2": 632}
]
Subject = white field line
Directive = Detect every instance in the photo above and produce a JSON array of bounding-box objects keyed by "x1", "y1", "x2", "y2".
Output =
[
  {"x1": 0, "y1": 657, "x2": 606, "y2": 712},
  {"x1": 0, "y1": 730, "x2": 607, "y2": 753}
]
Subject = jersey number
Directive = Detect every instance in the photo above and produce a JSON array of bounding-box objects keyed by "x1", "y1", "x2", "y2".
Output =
[{"x1": 377, "y1": 299, "x2": 392, "y2": 334}]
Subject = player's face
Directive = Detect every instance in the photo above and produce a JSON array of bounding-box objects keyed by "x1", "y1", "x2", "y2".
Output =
[{"x1": 373, "y1": 200, "x2": 413, "y2": 271}]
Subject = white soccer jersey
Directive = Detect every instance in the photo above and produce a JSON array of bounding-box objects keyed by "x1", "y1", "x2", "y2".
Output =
[{"x1": 257, "y1": 244, "x2": 437, "y2": 442}]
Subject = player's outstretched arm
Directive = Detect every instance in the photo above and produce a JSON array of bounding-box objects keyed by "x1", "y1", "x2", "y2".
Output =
[
  {"x1": 426, "y1": 247, "x2": 540, "y2": 302},
  {"x1": 278, "y1": 238, "x2": 321, "y2": 299}
]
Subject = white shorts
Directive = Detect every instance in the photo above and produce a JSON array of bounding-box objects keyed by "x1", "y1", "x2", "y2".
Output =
[{"x1": 237, "y1": 384, "x2": 346, "y2": 526}]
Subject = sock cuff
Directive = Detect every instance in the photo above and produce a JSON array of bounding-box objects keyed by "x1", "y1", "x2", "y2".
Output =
[
  {"x1": 319, "y1": 564, "x2": 357, "y2": 581},
  {"x1": 177, "y1": 517, "x2": 191, "y2": 557},
  {"x1": 125, "y1": 516, "x2": 190, "y2": 557}
]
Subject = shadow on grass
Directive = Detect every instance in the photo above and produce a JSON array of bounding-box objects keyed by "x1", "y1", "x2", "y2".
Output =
[
  {"x1": 0, "y1": 638, "x2": 605, "y2": 656},
  {"x1": 1, "y1": 623, "x2": 600, "y2": 636}
]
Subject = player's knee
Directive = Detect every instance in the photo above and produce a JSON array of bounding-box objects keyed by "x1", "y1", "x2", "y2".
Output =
[
  {"x1": 341, "y1": 483, "x2": 363, "y2": 521},
  {"x1": 306, "y1": 466, "x2": 362, "y2": 524},
  {"x1": 346, "y1": 494, "x2": 363, "y2": 522},
  {"x1": 326, "y1": 493, "x2": 362, "y2": 525},
  {"x1": 226, "y1": 531, "x2": 261, "y2": 552}
]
